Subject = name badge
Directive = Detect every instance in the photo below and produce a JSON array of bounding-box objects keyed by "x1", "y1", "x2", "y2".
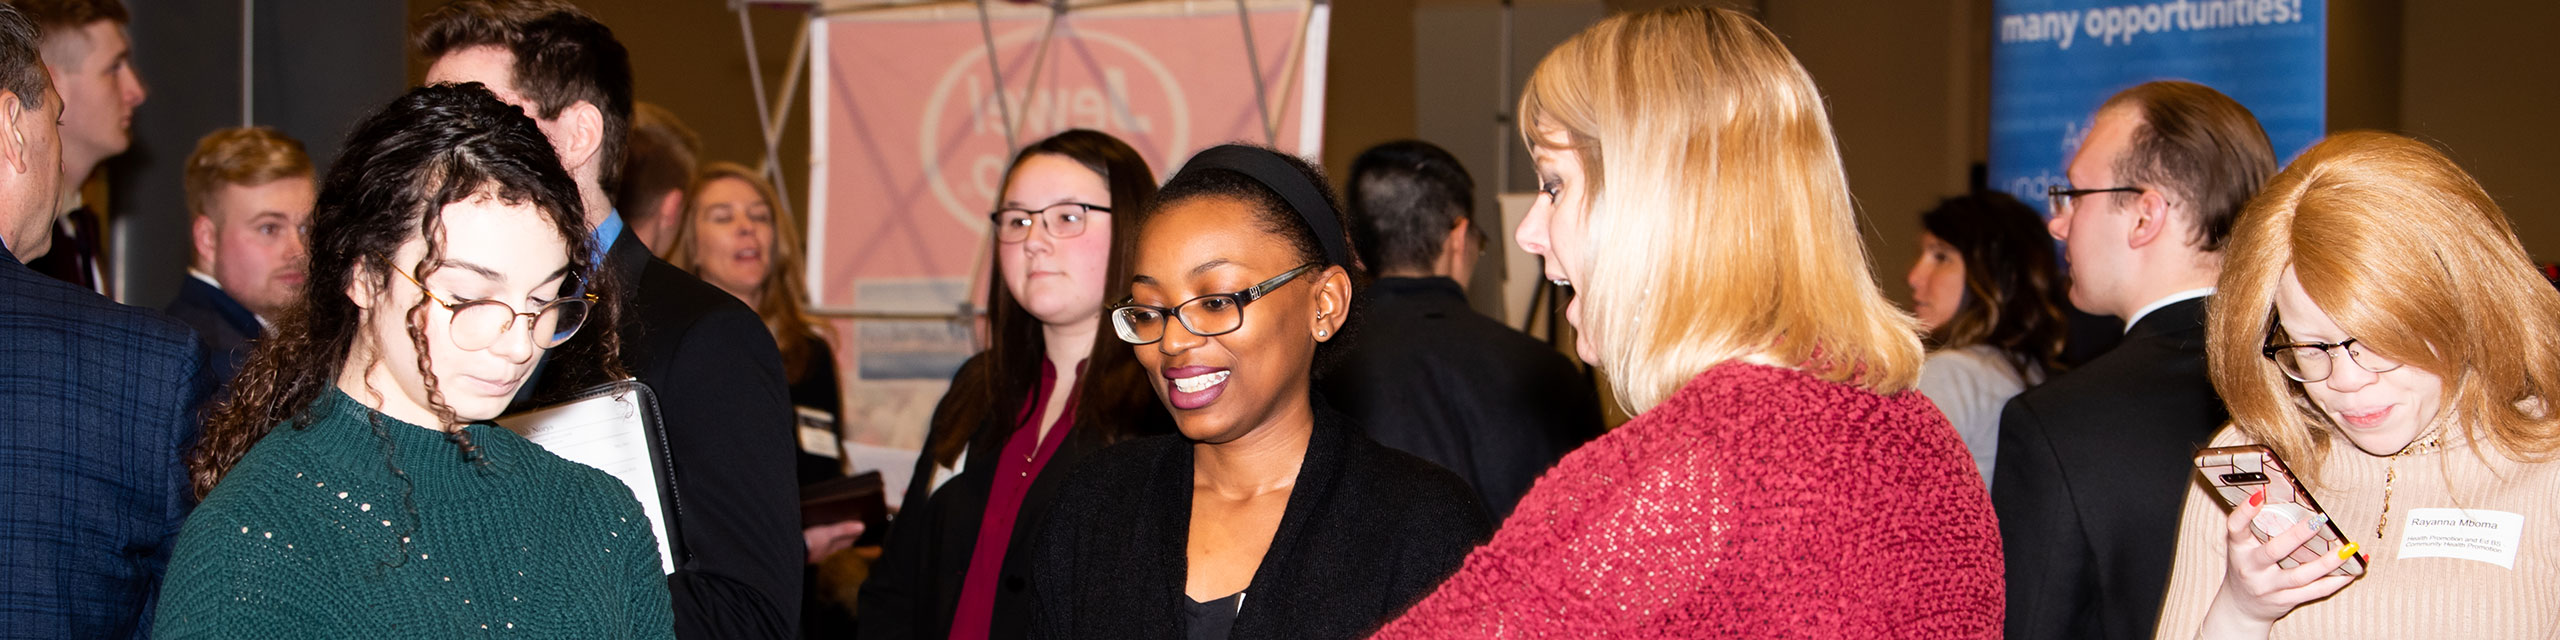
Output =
[{"x1": 2398, "y1": 508, "x2": 2524, "y2": 569}]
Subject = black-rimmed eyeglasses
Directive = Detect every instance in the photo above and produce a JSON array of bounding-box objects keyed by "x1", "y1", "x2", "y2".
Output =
[
  {"x1": 1108, "y1": 263, "x2": 1324, "y2": 345},
  {"x1": 2261, "y1": 336, "x2": 2404, "y2": 383},
  {"x1": 2047, "y1": 185, "x2": 2143, "y2": 216},
  {"x1": 989, "y1": 202, "x2": 1110, "y2": 243}
]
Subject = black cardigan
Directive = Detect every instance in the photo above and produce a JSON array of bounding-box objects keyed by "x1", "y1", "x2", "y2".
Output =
[
  {"x1": 856, "y1": 354, "x2": 1173, "y2": 640},
  {"x1": 1029, "y1": 400, "x2": 1490, "y2": 640}
]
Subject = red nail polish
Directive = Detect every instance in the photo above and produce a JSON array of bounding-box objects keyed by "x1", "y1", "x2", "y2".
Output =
[{"x1": 2248, "y1": 489, "x2": 2264, "y2": 507}]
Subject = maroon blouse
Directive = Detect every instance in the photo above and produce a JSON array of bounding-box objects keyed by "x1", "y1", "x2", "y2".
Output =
[{"x1": 946, "y1": 359, "x2": 1082, "y2": 640}]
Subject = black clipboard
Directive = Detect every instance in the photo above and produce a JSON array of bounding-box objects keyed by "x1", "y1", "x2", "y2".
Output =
[{"x1": 496, "y1": 378, "x2": 687, "y2": 574}]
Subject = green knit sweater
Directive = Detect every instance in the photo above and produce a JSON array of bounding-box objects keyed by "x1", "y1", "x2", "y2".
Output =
[{"x1": 154, "y1": 388, "x2": 674, "y2": 638}]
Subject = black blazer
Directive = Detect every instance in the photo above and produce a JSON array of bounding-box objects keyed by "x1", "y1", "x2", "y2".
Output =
[
  {"x1": 855, "y1": 353, "x2": 1174, "y2": 640},
  {"x1": 161, "y1": 276, "x2": 260, "y2": 387},
  {"x1": 1029, "y1": 400, "x2": 1489, "y2": 640},
  {"x1": 513, "y1": 226, "x2": 802, "y2": 640},
  {"x1": 1993, "y1": 297, "x2": 2226, "y2": 640},
  {"x1": 1316, "y1": 277, "x2": 1603, "y2": 520},
  {"x1": 793, "y1": 334, "x2": 844, "y2": 487}
]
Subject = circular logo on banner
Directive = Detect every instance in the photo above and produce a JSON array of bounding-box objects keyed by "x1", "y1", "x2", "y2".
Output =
[{"x1": 918, "y1": 23, "x2": 1192, "y2": 233}]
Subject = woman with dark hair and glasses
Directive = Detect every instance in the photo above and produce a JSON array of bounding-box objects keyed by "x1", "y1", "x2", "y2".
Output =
[
  {"x1": 1906, "y1": 191, "x2": 2071, "y2": 486},
  {"x1": 155, "y1": 83, "x2": 672, "y2": 637},
  {"x1": 857, "y1": 129, "x2": 1174, "y2": 640},
  {"x1": 1028, "y1": 145, "x2": 1487, "y2": 640},
  {"x1": 2152, "y1": 132, "x2": 2560, "y2": 637}
]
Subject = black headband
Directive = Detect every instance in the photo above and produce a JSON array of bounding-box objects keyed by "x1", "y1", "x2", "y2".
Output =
[{"x1": 1174, "y1": 145, "x2": 1351, "y2": 267}]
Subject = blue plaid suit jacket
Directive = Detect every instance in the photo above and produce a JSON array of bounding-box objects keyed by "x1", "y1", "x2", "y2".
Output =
[{"x1": 0, "y1": 242, "x2": 208, "y2": 639}]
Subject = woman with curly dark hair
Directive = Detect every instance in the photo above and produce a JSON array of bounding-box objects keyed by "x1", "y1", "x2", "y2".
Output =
[
  {"x1": 153, "y1": 83, "x2": 673, "y2": 638},
  {"x1": 1906, "y1": 191, "x2": 2072, "y2": 486}
]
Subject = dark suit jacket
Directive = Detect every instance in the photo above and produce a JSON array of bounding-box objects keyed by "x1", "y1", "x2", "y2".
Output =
[
  {"x1": 1029, "y1": 399, "x2": 1490, "y2": 640},
  {"x1": 793, "y1": 335, "x2": 845, "y2": 487},
  {"x1": 162, "y1": 276, "x2": 261, "y2": 387},
  {"x1": 0, "y1": 241, "x2": 209, "y2": 639},
  {"x1": 855, "y1": 353, "x2": 1175, "y2": 640},
  {"x1": 27, "y1": 205, "x2": 102, "y2": 293},
  {"x1": 512, "y1": 226, "x2": 801, "y2": 640},
  {"x1": 1317, "y1": 277, "x2": 1604, "y2": 520},
  {"x1": 1993, "y1": 297, "x2": 2226, "y2": 640}
]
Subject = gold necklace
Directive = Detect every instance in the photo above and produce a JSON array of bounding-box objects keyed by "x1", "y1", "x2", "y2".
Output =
[{"x1": 2376, "y1": 426, "x2": 2446, "y2": 539}]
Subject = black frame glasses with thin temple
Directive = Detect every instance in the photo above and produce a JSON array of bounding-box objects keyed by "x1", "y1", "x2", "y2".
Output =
[
  {"x1": 2046, "y1": 184, "x2": 2143, "y2": 215},
  {"x1": 2261, "y1": 335, "x2": 2405, "y2": 383},
  {"x1": 393, "y1": 267, "x2": 597, "y2": 351},
  {"x1": 989, "y1": 202, "x2": 1111, "y2": 243},
  {"x1": 1109, "y1": 263, "x2": 1325, "y2": 345}
]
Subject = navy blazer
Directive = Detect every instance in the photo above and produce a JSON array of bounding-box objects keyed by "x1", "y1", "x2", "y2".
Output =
[
  {"x1": 162, "y1": 275, "x2": 261, "y2": 387},
  {"x1": 0, "y1": 241, "x2": 210, "y2": 639}
]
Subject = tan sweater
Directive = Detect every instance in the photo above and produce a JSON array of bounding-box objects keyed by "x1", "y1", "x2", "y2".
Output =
[{"x1": 2153, "y1": 425, "x2": 2560, "y2": 639}]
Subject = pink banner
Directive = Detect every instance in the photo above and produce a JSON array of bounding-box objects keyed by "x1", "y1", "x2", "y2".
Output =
[{"x1": 807, "y1": 2, "x2": 1325, "y2": 459}]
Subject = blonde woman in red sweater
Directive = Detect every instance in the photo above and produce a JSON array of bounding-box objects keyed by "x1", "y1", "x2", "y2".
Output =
[{"x1": 1369, "y1": 7, "x2": 2002, "y2": 637}]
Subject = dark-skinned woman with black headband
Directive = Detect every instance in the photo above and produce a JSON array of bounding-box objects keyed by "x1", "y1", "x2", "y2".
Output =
[{"x1": 1027, "y1": 145, "x2": 1489, "y2": 640}]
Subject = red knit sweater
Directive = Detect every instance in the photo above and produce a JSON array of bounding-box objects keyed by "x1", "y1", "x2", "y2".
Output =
[{"x1": 1370, "y1": 363, "x2": 2003, "y2": 638}]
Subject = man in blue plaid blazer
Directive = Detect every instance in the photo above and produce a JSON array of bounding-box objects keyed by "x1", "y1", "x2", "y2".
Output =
[
  {"x1": 0, "y1": 240, "x2": 206, "y2": 640},
  {"x1": 0, "y1": 3, "x2": 208, "y2": 637}
]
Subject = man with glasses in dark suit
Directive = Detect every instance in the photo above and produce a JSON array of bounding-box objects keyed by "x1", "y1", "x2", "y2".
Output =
[
  {"x1": 1994, "y1": 80, "x2": 2276, "y2": 640},
  {"x1": 0, "y1": 3, "x2": 207, "y2": 636}
]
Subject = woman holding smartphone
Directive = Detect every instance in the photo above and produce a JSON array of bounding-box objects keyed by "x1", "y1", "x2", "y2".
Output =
[{"x1": 2153, "y1": 131, "x2": 2560, "y2": 638}]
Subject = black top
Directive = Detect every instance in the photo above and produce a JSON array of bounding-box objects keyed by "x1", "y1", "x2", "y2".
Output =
[
  {"x1": 0, "y1": 240, "x2": 209, "y2": 638},
  {"x1": 1316, "y1": 277, "x2": 1603, "y2": 520},
  {"x1": 162, "y1": 276, "x2": 261, "y2": 389},
  {"x1": 1183, "y1": 592, "x2": 1244, "y2": 640},
  {"x1": 1029, "y1": 398, "x2": 1489, "y2": 640},
  {"x1": 854, "y1": 353, "x2": 1174, "y2": 640},
  {"x1": 793, "y1": 334, "x2": 844, "y2": 487},
  {"x1": 1992, "y1": 297, "x2": 2226, "y2": 640},
  {"x1": 511, "y1": 225, "x2": 802, "y2": 640}
]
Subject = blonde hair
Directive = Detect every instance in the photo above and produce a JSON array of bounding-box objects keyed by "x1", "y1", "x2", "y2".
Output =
[
  {"x1": 670, "y1": 162, "x2": 833, "y2": 380},
  {"x1": 184, "y1": 126, "x2": 313, "y2": 219},
  {"x1": 1519, "y1": 7, "x2": 1922, "y2": 412},
  {"x1": 2208, "y1": 131, "x2": 2560, "y2": 484}
]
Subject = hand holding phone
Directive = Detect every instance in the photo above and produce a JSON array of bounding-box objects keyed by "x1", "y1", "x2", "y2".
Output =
[
  {"x1": 2189, "y1": 445, "x2": 2362, "y2": 633},
  {"x1": 2193, "y1": 445, "x2": 2367, "y2": 577}
]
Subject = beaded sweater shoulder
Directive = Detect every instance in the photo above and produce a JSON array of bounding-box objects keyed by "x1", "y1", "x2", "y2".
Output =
[{"x1": 154, "y1": 388, "x2": 674, "y2": 639}]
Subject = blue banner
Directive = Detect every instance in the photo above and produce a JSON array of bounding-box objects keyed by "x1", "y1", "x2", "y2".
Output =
[{"x1": 1989, "y1": 0, "x2": 2325, "y2": 214}]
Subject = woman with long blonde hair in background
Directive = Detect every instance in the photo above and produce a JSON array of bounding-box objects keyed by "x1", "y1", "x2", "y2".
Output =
[
  {"x1": 2152, "y1": 131, "x2": 2560, "y2": 638},
  {"x1": 1369, "y1": 7, "x2": 2001, "y2": 636},
  {"x1": 670, "y1": 162, "x2": 837, "y2": 459}
]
